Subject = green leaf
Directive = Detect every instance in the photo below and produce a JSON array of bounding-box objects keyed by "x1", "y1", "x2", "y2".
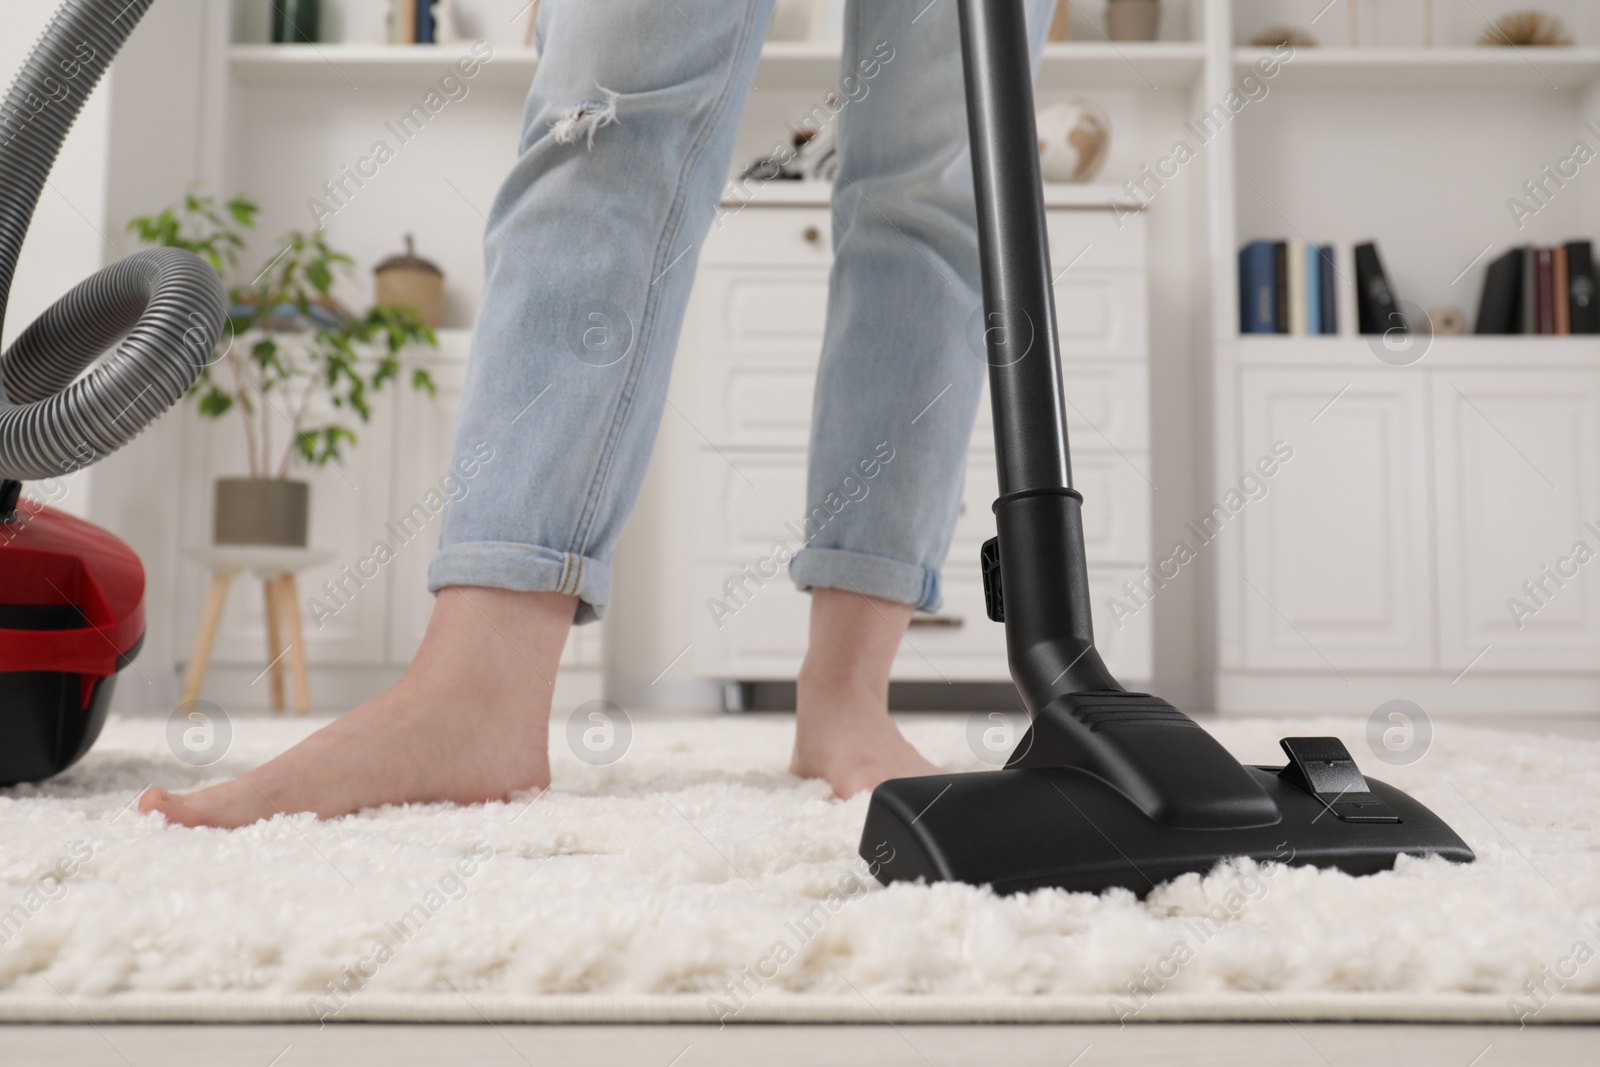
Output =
[{"x1": 196, "y1": 389, "x2": 233, "y2": 418}]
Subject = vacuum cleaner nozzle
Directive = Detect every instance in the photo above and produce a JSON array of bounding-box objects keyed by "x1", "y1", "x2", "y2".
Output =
[{"x1": 862, "y1": 712, "x2": 1475, "y2": 897}]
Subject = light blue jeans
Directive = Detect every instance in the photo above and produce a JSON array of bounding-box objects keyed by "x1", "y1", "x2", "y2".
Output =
[{"x1": 429, "y1": 0, "x2": 1055, "y2": 624}]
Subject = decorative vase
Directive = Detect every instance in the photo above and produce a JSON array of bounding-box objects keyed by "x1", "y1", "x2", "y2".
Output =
[
  {"x1": 213, "y1": 479, "x2": 310, "y2": 548},
  {"x1": 270, "y1": 0, "x2": 319, "y2": 43},
  {"x1": 1036, "y1": 99, "x2": 1111, "y2": 183},
  {"x1": 374, "y1": 234, "x2": 445, "y2": 329},
  {"x1": 1106, "y1": 0, "x2": 1159, "y2": 42}
]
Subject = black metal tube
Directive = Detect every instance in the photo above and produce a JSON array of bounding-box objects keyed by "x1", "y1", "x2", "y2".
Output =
[
  {"x1": 956, "y1": 0, "x2": 1070, "y2": 495},
  {"x1": 958, "y1": 0, "x2": 1120, "y2": 704}
]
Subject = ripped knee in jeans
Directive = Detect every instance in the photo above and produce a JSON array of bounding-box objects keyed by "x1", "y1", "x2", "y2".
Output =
[{"x1": 550, "y1": 84, "x2": 620, "y2": 148}]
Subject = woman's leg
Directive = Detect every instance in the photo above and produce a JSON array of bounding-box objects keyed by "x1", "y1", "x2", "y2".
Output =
[
  {"x1": 142, "y1": 0, "x2": 776, "y2": 827},
  {"x1": 790, "y1": 0, "x2": 1056, "y2": 795}
]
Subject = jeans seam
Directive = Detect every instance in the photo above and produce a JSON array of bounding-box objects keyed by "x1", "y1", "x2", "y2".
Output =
[{"x1": 566, "y1": 4, "x2": 762, "y2": 560}]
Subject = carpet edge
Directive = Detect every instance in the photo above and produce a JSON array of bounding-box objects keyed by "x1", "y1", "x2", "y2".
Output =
[{"x1": 0, "y1": 992, "x2": 1596, "y2": 1025}]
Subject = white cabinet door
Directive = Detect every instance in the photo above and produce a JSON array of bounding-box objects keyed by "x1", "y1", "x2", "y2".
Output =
[
  {"x1": 1237, "y1": 370, "x2": 1434, "y2": 671},
  {"x1": 1433, "y1": 370, "x2": 1600, "y2": 671}
]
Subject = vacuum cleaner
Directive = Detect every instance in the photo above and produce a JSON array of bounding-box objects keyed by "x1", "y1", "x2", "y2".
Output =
[
  {"x1": 859, "y1": 0, "x2": 1474, "y2": 896},
  {"x1": 0, "y1": 0, "x2": 225, "y2": 784}
]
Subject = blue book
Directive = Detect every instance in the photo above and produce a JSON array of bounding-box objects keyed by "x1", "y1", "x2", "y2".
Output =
[
  {"x1": 1239, "y1": 241, "x2": 1279, "y2": 333},
  {"x1": 1318, "y1": 244, "x2": 1338, "y2": 335},
  {"x1": 415, "y1": 0, "x2": 434, "y2": 43},
  {"x1": 1306, "y1": 243, "x2": 1321, "y2": 334}
]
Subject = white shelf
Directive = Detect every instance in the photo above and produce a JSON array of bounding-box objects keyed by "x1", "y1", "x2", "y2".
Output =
[
  {"x1": 228, "y1": 40, "x2": 1206, "y2": 92},
  {"x1": 1230, "y1": 335, "x2": 1600, "y2": 368},
  {"x1": 229, "y1": 43, "x2": 537, "y2": 89},
  {"x1": 1233, "y1": 46, "x2": 1600, "y2": 92},
  {"x1": 716, "y1": 179, "x2": 1142, "y2": 210},
  {"x1": 1039, "y1": 41, "x2": 1206, "y2": 91}
]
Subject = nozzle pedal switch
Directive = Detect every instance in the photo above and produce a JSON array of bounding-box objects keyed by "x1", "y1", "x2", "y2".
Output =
[
  {"x1": 980, "y1": 537, "x2": 1004, "y2": 622},
  {"x1": 1277, "y1": 737, "x2": 1400, "y2": 823}
]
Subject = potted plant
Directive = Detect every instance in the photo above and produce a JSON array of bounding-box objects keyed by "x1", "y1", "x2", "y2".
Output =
[
  {"x1": 1106, "y1": 0, "x2": 1159, "y2": 42},
  {"x1": 128, "y1": 191, "x2": 437, "y2": 547}
]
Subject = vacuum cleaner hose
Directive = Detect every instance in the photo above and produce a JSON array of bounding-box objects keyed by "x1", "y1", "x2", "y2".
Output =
[{"x1": 0, "y1": 0, "x2": 224, "y2": 482}]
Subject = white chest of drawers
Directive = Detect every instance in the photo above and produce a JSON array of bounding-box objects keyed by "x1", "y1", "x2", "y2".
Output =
[{"x1": 669, "y1": 189, "x2": 1154, "y2": 688}]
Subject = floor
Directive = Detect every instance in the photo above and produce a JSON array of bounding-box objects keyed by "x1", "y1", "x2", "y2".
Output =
[{"x1": 1, "y1": 1022, "x2": 1594, "y2": 1066}]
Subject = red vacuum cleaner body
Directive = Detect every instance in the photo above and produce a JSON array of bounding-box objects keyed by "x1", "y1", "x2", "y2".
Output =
[{"x1": 0, "y1": 493, "x2": 145, "y2": 785}]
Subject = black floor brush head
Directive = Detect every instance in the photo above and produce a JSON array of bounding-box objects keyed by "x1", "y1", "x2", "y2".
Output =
[{"x1": 861, "y1": 741, "x2": 1474, "y2": 898}]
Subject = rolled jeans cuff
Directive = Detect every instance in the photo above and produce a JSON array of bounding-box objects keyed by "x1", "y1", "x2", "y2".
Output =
[
  {"x1": 789, "y1": 546, "x2": 942, "y2": 613},
  {"x1": 428, "y1": 541, "x2": 611, "y2": 625}
]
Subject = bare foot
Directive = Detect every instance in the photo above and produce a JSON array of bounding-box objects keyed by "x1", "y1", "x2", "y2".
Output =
[
  {"x1": 140, "y1": 588, "x2": 576, "y2": 828},
  {"x1": 791, "y1": 587, "x2": 940, "y2": 798}
]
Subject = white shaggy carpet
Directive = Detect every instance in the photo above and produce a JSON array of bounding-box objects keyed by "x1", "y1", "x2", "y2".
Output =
[{"x1": 1, "y1": 711, "x2": 1598, "y2": 1025}]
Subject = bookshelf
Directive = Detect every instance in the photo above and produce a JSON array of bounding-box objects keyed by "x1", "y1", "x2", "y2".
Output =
[{"x1": 1208, "y1": 3, "x2": 1600, "y2": 713}]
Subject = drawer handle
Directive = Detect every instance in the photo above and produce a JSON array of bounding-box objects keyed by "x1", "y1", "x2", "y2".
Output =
[
  {"x1": 802, "y1": 225, "x2": 821, "y2": 245},
  {"x1": 909, "y1": 613, "x2": 965, "y2": 629}
]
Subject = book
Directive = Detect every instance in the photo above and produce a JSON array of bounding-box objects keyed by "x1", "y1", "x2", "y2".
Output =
[
  {"x1": 1535, "y1": 247, "x2": 1555, "y2": 334},
  {"x1": 1354, "y1": 241, "x2": 1401, "y2": 335},
  {"x1": 1287, "y1": 238, "x2": 1307, "y2": 336},
  {"x1": 415, "y1": 0, "x2": 435, "y2": 43},
  {"x1": 1273, "y1": 241, "x2": 1288, "y2": 334},
  {"x1": 1566, "y1": 240, "x2": 1598, "y2": 334},
  {"x1": 1238, "y1": 241, "x2": 1279, "y2": 333},
  {"x1": 1553, "y1": 246, "x2": 1570, "y2": 334},
  {"x1": 1521, "y1": 247, "x2": 1537, "y2": 334},
  {"x1": 1473, "y1": 246, "x2": 1523, "y2": 334},
  {"x1": 1317, "y1": 245, "x2": 1337, "y2": 335},
  {"x1": 393, "y1": 0, "x2": 416, "y2": 43},
  {"x1": 1305, "y1": 242, "x2": 1321, "y2": 335}
]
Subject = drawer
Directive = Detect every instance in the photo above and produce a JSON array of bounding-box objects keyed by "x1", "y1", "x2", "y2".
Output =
[
  {"x1": 701, "y1": 205, "x2": 1143, "y2": 271},
  {"x1": 701, "y1": 208, "x2": 832, "y2": 266},
  {"x1": 951, "y1": 452, "x2": 1151, "y2": 568},
  {"x1": 975, "y1": 364, "x2": 1150, "y2": 455},
  {"x1": 687, "y1": 356, "x2": 1148, "y2": 453},
  {"x1": 691, "y1": 365, "x2": 817, "y2": 450},
  {"x1": 683, "y1": 268, "x2": 832, "y2": 358},
  {"x1": 687, "y1": 265, "x2": 1143, "y2": 365},
  {"x1": 693, "y1": 443, "x2": 1151, "y2": 568},
  {"x1": 1044, "y1": 210, "x2": 1146, "y2": 271},
  {"x1": 692, "y1": 450, "x2": 809, "y2": 561},
  {"x1": 691, "y1": 563, "x2": 1153, "y2": 683},
  {"x1": 692, "y1": 566, "x2": 1009, "y2": 681},
  {"x1": 1053, "y1": 270, "x2": 1147, "y2": 361}
]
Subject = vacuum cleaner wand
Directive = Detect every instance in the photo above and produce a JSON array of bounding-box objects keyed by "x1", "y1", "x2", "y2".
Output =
[{"x1": 859, "y1": 0, "x2": 1473, "y2": 895}]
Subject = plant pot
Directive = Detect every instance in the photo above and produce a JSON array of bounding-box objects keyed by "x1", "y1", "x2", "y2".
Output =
[
  {"x1": 213, "y1": 478, "x2": 310, "y2": 547},
  {"x1": 1106, "y1": 0, "x2": 1159, "y2": 42}
]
